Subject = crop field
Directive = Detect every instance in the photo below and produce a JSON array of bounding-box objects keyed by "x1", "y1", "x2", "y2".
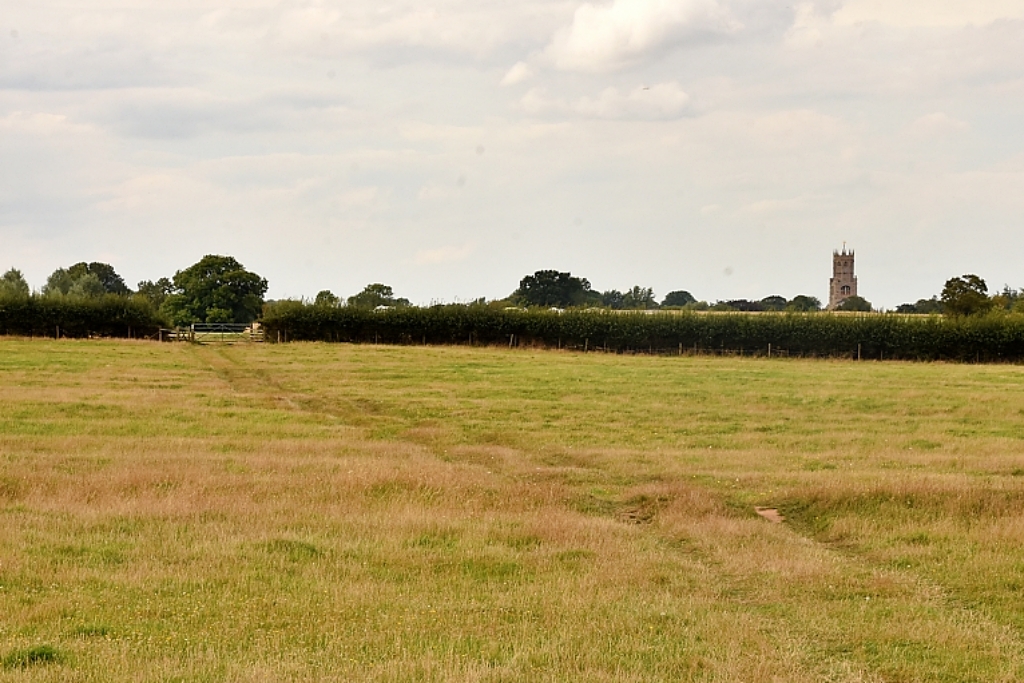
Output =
[{"x1": 3, "y1": 339, "x2": 1024, "y2": 682}]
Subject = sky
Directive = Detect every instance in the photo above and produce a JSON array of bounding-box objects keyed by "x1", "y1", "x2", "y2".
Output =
[{"x1": 2, "y1": 0, "x2": 1023, "y2": 308}]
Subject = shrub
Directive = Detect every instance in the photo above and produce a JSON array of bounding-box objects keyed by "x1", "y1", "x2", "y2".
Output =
[
  {"x1": 0, "y1": 295, "x2": 165, "y2": 338},
  {"x1": 261, "y1": 304, "x2": 1024, "y2": 362}
]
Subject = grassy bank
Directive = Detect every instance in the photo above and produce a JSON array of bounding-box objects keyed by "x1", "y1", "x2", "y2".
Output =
[{"x1": 2, "y1": 339, "x2": 1024, "y2": 681}]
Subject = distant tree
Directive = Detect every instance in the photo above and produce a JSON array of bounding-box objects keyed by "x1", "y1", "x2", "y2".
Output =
[
  {"x1": 203, "y1": 307, "x2": 234, "y2": 323},
  {"x1": 67, "y1": 273, "x2": 107, "y2": 298},
  {"x1": 314, "y1": 290, "x2": 341, "y2": 307},
  {"x1": 514, "y1": 270, "x2": 592, "y2": 308},
  {"x1": 162, "y1": 255, "x2": 268, "y2": 325},
  {"x1": 941, "y1": 274, "x2": 992, "y2": 317},
  {"x1": 622, "y1": 286, "x2": 657, "y2": 310},
  {"x1": 42, "y1": 268, "x2": 76, "y2": 297},
  {"x1": 41, "y1": 262, "x2": 130, "y2": 298},
  {"x1": 0, "y1": 268, "x2": 30, "y2": 299},
  {"x1": 67, "y1": 262, "x2": 130, "y2": 296},
  {"x1": 347, "y1": 284, "x2": 410, "y2": 309},
  {"x1": 136, "y1": 278, "x2": 173, "y2": 309},
  {"x1": 836, "y1": 295, "x2": 872, "y2": 312},
  {"x1": 760, "y1": 295, "x2": 787, "y2": 312},
  {"x1": 718, "y1": 299, "x2": 762, "y2": 312},
  {"x1": 661, "y1": 290, "x2": 696, "y2": 307},
  {"x1": 896, "y1": 297, "x2": 943, "y2": 314},
  {"x1": 601, "y1": 290, "x2": 625, "y2": 309},
  {"x1": 786, "y1": 295, "x2": 822, "y2": 312},
  {"x1": 991, "y1": 286, "x2": 1021, "y2": 311}
]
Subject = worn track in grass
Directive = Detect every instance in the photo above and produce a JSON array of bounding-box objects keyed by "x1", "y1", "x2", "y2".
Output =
[{"x1": 2, "y1": 339, "x2": 1024, "y2": 681}]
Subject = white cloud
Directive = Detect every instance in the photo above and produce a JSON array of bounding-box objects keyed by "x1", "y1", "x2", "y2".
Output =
[
  {"x1": 194, "y1": 1, "x2": 568, "y2": 60},
  {"x1": 414, "y1": 243, "x2": 475, "y2": 264},
  {"x1": 785, "y1": 2, "x2": 831, "y2": 49},
  {"x1": 543, "y1": 0, "x2": 739, "y2": 72},
  {"x1": 501, "y1": 61, "x2": 534, "y2": 86},
  {"x1": 3, "y1": 0, "x2": 1024, "y2": 307},
  {"x1": 417, "y1": 184, "x2": 463, "y2": 201},
  {"x1": 522, "y1": 81, "x2": 691, "y2": 119},
  {"x1": 741, "y1": 196, "x2": 808, "y2": 215},
  {"x1": 909, "y1": 112, "x2": 969, "y2": 137},
  {"x1": 835, "y1": 0, "x2": 1024, "y2": 28},
  {"x1": 0, "y1": 111, "x2": 80, "y2": 135}
]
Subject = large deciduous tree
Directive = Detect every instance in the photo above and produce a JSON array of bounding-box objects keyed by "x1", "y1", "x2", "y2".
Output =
[
  {"x1": 836, "y1": 295, "x2": 872, "y2": 312},
  {"x1": 760, "y1": 295, "x2": 788, "y2": 312},
  {"x1": 347, "y1": 284, "x2": 410, "y2": 308},
  {"x1": 162, "y1": 255, "x2": 268, "y2": 325},
  {"x1": 0, "y1": 268, "x2": 30, "y2": 299},
  {"x1": 601, "y1": 290, "x2": 625, "y2": 309},
  {"x1": 68, "y1": 273, "x2": 107, "y2": 298},
  {"x1": 67, "y1": 262, "x2": 130, "y2": 296},
  {"x1": 941, "y1": 274, "x2": 992, "y2": 317},
  {"x1": 622, "y1": 286, "x2": 657, "y2": 310},
  {"x1": 314, "y1": 290, "x2": 341, "y2": 307},
  {"x1": 786, "y1": 295, "x2": 822, "y2": 312},
  {"x1": 514, "y1": 270, "x2": 592, "y2": 308},
  {"x1": 136, "y1": 278, "x2": 174, "y2": 309},
  {"x1": 661, "y1": 290, "x2": 695, "y2": 307},
  {"x1": 42, "y1": 268, "x2": 76, "y2": 297},
  {"x1": 42, "y1": 262, "x2": 130, "y2": 298},
  {"x1": 895, "y1": 297, "x2": 943, "y2": 314}
]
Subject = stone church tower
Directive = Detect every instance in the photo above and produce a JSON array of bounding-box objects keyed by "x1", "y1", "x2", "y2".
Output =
[{"x1": 828, "y1": 246, "x2": 857, "y2": 310}]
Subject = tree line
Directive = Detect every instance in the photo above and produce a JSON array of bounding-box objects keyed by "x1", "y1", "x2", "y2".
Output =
[
  {"x1": 1, "y1": 257, "x2": 1020, "y2": 342},
  {"x1": 0, "y1": 256, "x2": 266, "y2": 328}
]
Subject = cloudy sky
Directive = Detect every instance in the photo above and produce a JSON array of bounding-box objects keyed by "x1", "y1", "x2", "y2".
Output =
[{"x1": 2, "y1": 0, "x2": 1023, "y2": 307}]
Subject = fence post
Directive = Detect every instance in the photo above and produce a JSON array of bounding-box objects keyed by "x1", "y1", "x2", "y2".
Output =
[{"x1": 768, "y1": 343, "x2": 771, "y2": 358}]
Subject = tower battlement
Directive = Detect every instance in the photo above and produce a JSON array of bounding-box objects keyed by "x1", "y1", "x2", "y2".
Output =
[{"x1": 828, "y1": 247, "x2": 857, "y2": 310}]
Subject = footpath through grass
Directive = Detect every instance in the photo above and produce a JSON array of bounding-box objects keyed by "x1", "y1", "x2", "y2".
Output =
[{"x1": 2, "y1": 339, "x2": 1024, "y2": 681}]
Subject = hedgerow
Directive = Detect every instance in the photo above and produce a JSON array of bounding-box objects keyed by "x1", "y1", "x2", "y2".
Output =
[
  {"x1": 261, "y1": 304, "x2": 1024, "y2": 362},
  {"x1": 0, "y1": 295, "x2": 165, "y2": 338}
]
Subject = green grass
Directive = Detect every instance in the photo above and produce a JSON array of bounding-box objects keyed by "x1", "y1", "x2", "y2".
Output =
[
  {"x1": 2, "y1": 339, "x2": 1024, "y2": 680},
  {"x1": 2, "y1": 646, "x2": 61, "y2": 670}
]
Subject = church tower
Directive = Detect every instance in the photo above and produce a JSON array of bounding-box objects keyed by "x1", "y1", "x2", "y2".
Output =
[{"x1": 828, "y1": 246, "x2": 857, "y2": 310}]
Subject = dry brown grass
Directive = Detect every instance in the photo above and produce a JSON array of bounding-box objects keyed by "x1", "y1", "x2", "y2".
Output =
[{"x1": 2, "y1": 339, "x2": 1024, "y2": 680}]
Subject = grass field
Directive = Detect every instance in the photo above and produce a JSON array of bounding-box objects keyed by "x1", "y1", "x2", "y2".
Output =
[{"x1": 2, "y1": 339, "x2": 1024, "y2": 681}]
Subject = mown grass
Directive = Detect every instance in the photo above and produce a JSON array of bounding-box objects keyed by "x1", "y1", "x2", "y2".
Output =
[{"x1": 2, "y1": 339, "x2": 1024, "y2": 681}]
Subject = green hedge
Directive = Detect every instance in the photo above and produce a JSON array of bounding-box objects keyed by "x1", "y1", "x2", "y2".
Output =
[
  {"x1": 0, "y1": 296, "x2": 165, "y2": 339},
  {"x1": 261, "y1": 304, "x2": 1024, "y2": 362}
]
